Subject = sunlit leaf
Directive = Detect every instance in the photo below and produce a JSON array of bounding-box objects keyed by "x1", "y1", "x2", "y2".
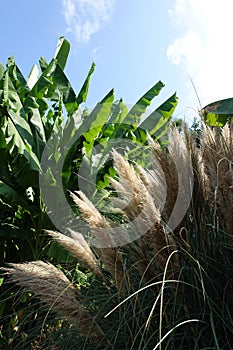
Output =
[
  {"x1": 76, "y1": 62, "x2": 95, "y2": 105},
  {"x1": 54, "y1": 36, "x2": 70, "y2": 70},
  {"x1": 138, "y1": 92, "x2": 178, "y2": 139},
  {"x1": 202, "y1": 97, "x2": 233, "y2": 126}
]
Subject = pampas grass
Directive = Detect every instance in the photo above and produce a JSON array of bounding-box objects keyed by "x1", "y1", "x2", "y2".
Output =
[
  {"x1": 200, "y1": 124, "x2": 233, "y2": 234},
  {"x1": 2, "y1": 122, "x2": 233, "y2": 349},
  {"x1": 2, "y1": 261, "x2": 107, "y2": 345},
  {"x1": 45, "y1": 230, "x2": 103, "y2": 279},
  {"x1": 70, "y1": 190, "x2": 125, "y2": 293}
]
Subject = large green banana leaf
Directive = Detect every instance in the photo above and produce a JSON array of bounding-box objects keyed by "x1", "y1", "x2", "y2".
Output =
[
  {"x1": 202, "y1": 97, "x2": 233, "y2": 126},
  {"x1": 2, "y1": 70, "x2": 41, "y2": 170}
]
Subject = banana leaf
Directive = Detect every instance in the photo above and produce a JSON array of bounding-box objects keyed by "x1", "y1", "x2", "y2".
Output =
[
  {"x1": 136, "y1": 92, "x2": 178, "y2": 142},
  {"x1": 202, "y1": 97, "x2": 233, "y2": 126}
]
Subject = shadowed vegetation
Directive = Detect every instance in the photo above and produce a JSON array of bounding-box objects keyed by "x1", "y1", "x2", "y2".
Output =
[
  {"x1": 2, "y1": 123, "x2": 233, "y2": 349},
  {"x1": 1, "y1": 37, "x2": 233, "y2": 349}
]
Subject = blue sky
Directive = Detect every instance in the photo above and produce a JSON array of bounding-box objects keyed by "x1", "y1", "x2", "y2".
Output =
[{"x1": 2, "y1": 0, "x2": 233, "y2": 124}]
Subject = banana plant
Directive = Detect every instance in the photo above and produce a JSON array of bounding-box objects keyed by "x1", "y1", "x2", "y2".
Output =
[
  {"x1": 0, "y1": 37, "x2": 88, "y2": 264},
  {"x1": 0, "y1": 35, "x2": 179, "y2": 264},
  {"x1": 0, "y1": 36, "x2": 179, "y2": 347}
]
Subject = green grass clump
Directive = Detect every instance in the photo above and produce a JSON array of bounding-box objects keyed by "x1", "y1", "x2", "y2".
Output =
[{"x1": 1, "y1": 123, "x2": 233, "y2": 349}]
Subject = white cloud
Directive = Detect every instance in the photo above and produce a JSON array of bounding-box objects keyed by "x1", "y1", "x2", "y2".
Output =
[
  {"x1": 167, "y1": 0, "x2": 233, "y2": 108},
  {"x1": 167, "y1": 30, "x2": 201, "y2": 66},
  {"x1": 62, "y1": 0, "x2": 115, "y2": 44},
  {"x1": 91, "y1": 46, "x2": 101, "y2": 61}
]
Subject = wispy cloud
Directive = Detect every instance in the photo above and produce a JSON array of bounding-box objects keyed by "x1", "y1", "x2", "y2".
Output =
[
  {"x1": 62, "y1": 0, "x2": 115, "y2": 44},
  {"x1": 167, "y1": 0, "x2": 233, "y2": 108},
  {"x1": 90, "y1": 46, "x2": 101, "y2": 61}
]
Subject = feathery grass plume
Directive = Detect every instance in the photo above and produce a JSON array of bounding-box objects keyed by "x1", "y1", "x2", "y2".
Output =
[
  {"x1": 166, "y1": 127, "x2": 194, "y2": 233},
  {"x1": 70, "y1": 190, "x2": 125, "y2": 292},
  {"x1": 2, "y1": 261, "x2": 107, "y2": 344},
  {"x1": 148, "y1": 135, "x2": 178, "y2": 224},
  {"x1": 182, "y1": 125, "x2": 210, "y2": 253},
  {"x1": 134, "y1": 163, "x2": 165, "y2": 212},
  {"x1": 70, "y1": 191, "x2": 109, "y2": 230},
  {"x1": 200, "y1": 124, "x2": 233, "y2": 234},
  {"x1": 111, "y1": 149, "x2": 179, "y2": 278},
  {"x1": 184, "y1": 123, "x2": 210, "y2": 200},
  {"x1": 45, "y1": 230, "x2": 103, "y2": 279},
  {"x1": 111, "y1": 148, "x2": 161, "y2": 221},
  {"x1": 134, "y1": 161, "x2": 176, "y2": 271},
  {"x1": 201, "y1": 124, "x2": 220, "y2": 201}
]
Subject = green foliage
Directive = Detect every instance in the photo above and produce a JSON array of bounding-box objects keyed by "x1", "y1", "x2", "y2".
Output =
[
  {"x1": 202, "y1": 97, "x2": 233, "y2": 126},
  {"x1": 0, "y1": 36, "x2": 178, "y2": 348},
  {"x1": 1, "y1": 34, "x2": 233, "y2": 348},
  {"x1": 19, "y1": 124, "x2": 233, "y2": 350}
]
